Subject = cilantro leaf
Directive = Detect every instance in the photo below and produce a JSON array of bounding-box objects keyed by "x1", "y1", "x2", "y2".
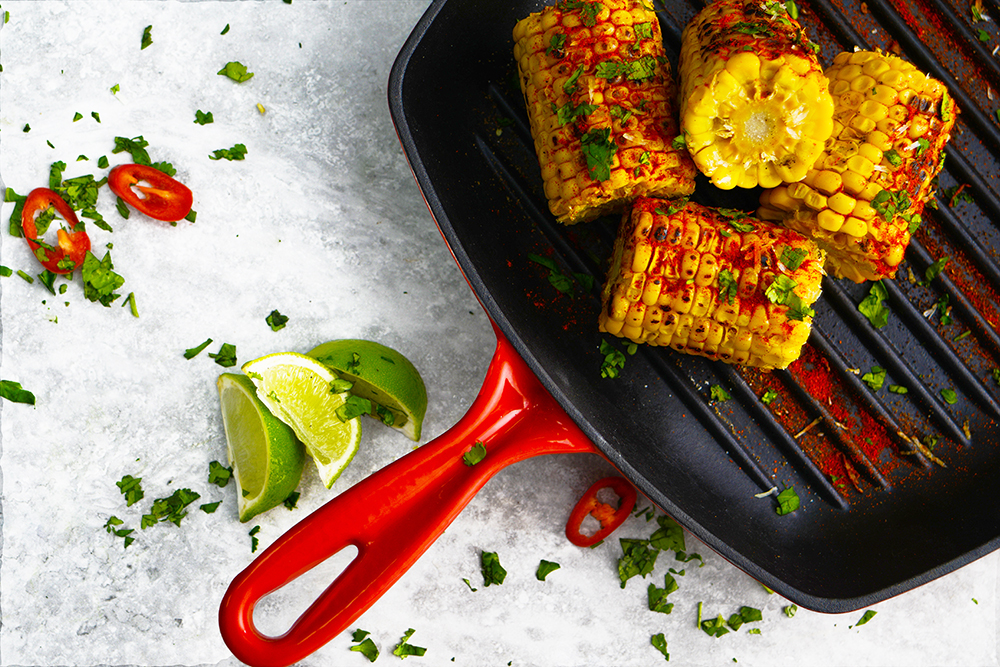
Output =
[
  {"x1": 648, "y1": 515, "x2": 685, "y2": 552},
  {"x1": 283, "y1": 490, "x2": 300, "y2": 510},
  {"x1": 140, "y1": 25, "x2": 153, "y2": 50},
  {"x1": 141, "y1": 488, "x2": 201, "y2": 528},
  {"x1": 599, "y1": 339, "x2": 626, "y2": 378},
  {"x1": 579, "y1": 127, "x2": 616, "y2": 181},
  {"x1": 546, "y1": 33, "x2": 567, "y2": 57},
  {"x1": 104, "y1": 516, "x2": 136, "y2": 548},
  {"x1": 249, "y1": 525, "x2": 261, "y2": 552},
  {"x1": 208, "y1": 460, "x2": 233, "y2": 487},
  {"x1": 718, "y1": 268, "x2": 738, "y2": 304},
  {"x1": 218, "y1": 61, "x2": 254, "y2": 83},
  {"x1": 701, "y1": 613, "x2": 731, "y2": 637},
  {"x1": 650, "y1": 633, "x2": 669, "y2": 660},
  {"x1": 209, "y1": 143, "x2": 248, "y2": 161},
  {"x1": 941, "y1": 388, "x2": 958, "y2": 404},
  {"x1": 854, "y1": 609, "x2": 877, "y2": 627},
  {"x1": 194, "y1": 110, "x2": 215, "y2": 125},
  {"x1": 536, "y1": 559, "x2": 561, "y2": 581},
  {"x1": 462, "y1": 441, "x2": 487, "y2": 466},
  {"x1": 392, "y1": 628, "x2": 426, "y2": 659},
  {"x1": 183, "y1": 338, "x2": 213, "y2": 359},
  {"x1": 858, "y1": 281, "x2": 890, "y2": 328},
  {"x1": 481, "y1": 550, "x2": 507, "y2": 586},
  {"x1": 81, "y1": 250, "x2": 125, "y2": 306},
  {"x1": 265, "y1": 309, "x2": 289, "y2": 331},
  {"x1": 775, "y1": 487, "x2": 800, "y2": 515},
  {"x1": 350, "y1": 637, "x2": 380, "y2": 662},
  {"x1": 208, "y1": 342, "x2": 238, "y2": 368},
  {"x1": 710, "y1": 384, "x2": 731, "y2": 402},
  {"x1": 922, "y1": 256, "x2": 949, "y2": 284},
  {"x1": 116, "y1": 474, "x2": 145, "y2": 506},
  {"x1": 200, "y1": 501, "x2": 222, "y2": 514},
  {"x1": 647, "y1": 572, "x2": 679, "y2": 614},
  {"x1": 761, "y1": 388, "x2": 779, "y2": 404},
  {"x1": 861, "y1": 366, "x2": 886, "y2": 390},
  {"x1": 780, "y1": 246, "x2": 809, "y2": 271},
  {"x1": 618, "y1": 538, "x2": 658, "y2": 588},
  {"x1": 112, "y1": 135, "x2": 152, "y2": 165},
  {"x1": 335, "y1": 394, "x2": 371, "y2": 421}
]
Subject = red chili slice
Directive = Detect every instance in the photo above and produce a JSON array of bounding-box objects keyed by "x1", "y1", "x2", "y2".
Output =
[
  {"x1": 108, "y1": 163, "x2": 193, "y2": 222},
  {"x1": 565, "y1": 476, "x2": 637, "y2": 547},
  {"x1": 21, "y1": 188, "x2": 91, "y2": 274}
]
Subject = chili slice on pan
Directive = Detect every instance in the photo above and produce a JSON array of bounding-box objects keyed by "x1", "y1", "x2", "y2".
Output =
[
  {"x1": 21, "y1": 188, "x2": 91, "y2": 274},
  {"x1": 565, "y1": 476, "x2": 637, "y2": 547},
  {"x1": 108, "y1": 163, "x2": 193, "y2": 222}
]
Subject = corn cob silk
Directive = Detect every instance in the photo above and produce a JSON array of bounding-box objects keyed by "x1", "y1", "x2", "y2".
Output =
[
  {"x1": 678, "y1": 0, "x2": 834, "y2": 189},
  {"x1": 758, "y1": 50, "x2": 958, "y2": 282},
  {"x1": 599, "y1": 197, "x2": 824, "y2": 369},
  {"x1": 513, "y1": 0, "x2": 696, "y2": 224}
]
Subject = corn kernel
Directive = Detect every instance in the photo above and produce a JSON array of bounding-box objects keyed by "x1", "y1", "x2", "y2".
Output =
[
  {"x1": 829, "y1": 191, "x2": 857, "y2": 215},
  {"x1": 787, "y1": 181, "x2": 813, "y2": 200},
  {"x1": 852, "y1": 199, "x2": 876, "y2": 220},
  {"x1": 641, "y1": 275, "x2": 662, "y2": 305},
  {"x1": 817, "y1": 208, "x2": 845, "y2": 231},
  {"x1": 813, "y1": 170, "x2": 843, "y2": 195},
  {"x1": 840, "y1": 216, "x2": 867, "y2": 237},
  {"x1": 804, "y1": 191, "x2": 828, "y2": 211},
  {"x1": 837, "y1": 64, "x2": 864, "y2": 82},
  {"x1": 849, "y1": 74, "x2": 877, "y2": 92},
  {"x1": 829, "y1": 79, "x2": 851, "y2": 96},
  {"x1": 632, "y1": 241, "x2": 653, "y2": 273},
  {"x1": 691, "y1": 286, "x2": 714, "y2": 317},
  {"x1": 846, "y1": 154, "x2": 875, "y2": 178},
  {"x1": 725, "y1": 51, "x2": 761, "y2": 85}
]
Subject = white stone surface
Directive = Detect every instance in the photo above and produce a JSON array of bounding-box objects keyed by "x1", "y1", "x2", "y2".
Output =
[{"x1": 0, "y1": 2, "x2": 996, "y2": 666}]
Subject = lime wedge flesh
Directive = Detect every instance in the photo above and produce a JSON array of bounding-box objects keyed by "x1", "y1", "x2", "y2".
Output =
[
  {"x1": 217, "y1": 373, "x2": 306, "y2": 522},
  {"x1": 307, "y1": 339, "x2": 427, "y2": 441},
  {"x1": 241, "y1": 352, "x2": 362, "y2": 488}
]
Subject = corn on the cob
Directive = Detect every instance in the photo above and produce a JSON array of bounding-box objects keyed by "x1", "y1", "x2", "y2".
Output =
[
  {"x1": 599, "y1": 197, "x2": 824, "y2": 369},
  {"x1": 758, "y1": 50, "x2": 958, "y2": 282},
  {"x1": 512, "y1": 0, "x2": 697, "y2": 225},
  {"x1": 677, "y1": 0, "x2": 834, "y2": 190}
]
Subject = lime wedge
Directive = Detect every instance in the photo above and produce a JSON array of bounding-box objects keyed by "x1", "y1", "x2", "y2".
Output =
[
  {"x1": 307, "y1": 339, "x2": 428, "y2": 441},
  {"x1": 241, "y1": 352, "x2": 362, "y2": 488},
  {"x1": 216, "y1": 373, "x2": 306, "y2": 522}
]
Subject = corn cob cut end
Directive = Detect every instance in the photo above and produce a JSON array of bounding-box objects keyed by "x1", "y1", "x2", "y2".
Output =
[
  {"x1": 513, "y1": 0, "x2": 697, "y2": 225},
  {"x1": 757, "y1": 49, "x2": 959, "y2": 282},
  {"x1": 678, "y1": 0, "x2": 834, "y2": 190},
  {"x1": 599, "y1": 197, "x2": 824, "y2": 370}
]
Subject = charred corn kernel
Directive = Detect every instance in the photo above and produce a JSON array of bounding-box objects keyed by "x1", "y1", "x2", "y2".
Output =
[
  {"x1": 758, "y1": 50, "x2": 958, "y2": 282},
  {"x1": 513, "y1": 0, "x2": 696, "y2": 225},
  {"x1": 599, "y1": 197, "x2": 825, "y2": 370},
  {"x1": 677, "y1": 0, "x2": 833, "y2": 190}
]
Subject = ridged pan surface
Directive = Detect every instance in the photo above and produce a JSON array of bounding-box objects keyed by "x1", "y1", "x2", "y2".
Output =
[{"x1": 388, "y1": 0, "x2": 1000, "y2": 612}]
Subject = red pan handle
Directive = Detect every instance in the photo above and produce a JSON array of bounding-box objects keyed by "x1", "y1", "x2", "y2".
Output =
[{"x1": 218, "y1": 326, "x2": 596, "y2": 667}]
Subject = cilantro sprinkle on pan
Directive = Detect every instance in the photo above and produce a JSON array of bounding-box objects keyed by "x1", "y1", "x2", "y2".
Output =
[
  {"x1": 462, "y1": 440, "x2": 487, "y2": 466},
  {"x1": 480, "y1": 550, "x2": 507, "y2": 586},
  {"x1": 536, "y1": 559, "x2": 561, "y2": 581},
  {"x1": 140, "y1": 25, "x2": 153, "y2": 50},
  {"x1": 184, "y1": 338, "x2": 214, "y2": 359},
  {"x1": 0, "y1": 380, "x2": 35, "y2": 405},
  {"x1": 392, "y1": 628, "x2": 426, "y2": 659},
  {"x1": 218, "y1": 61, "x2": 254, "y2": 83}
]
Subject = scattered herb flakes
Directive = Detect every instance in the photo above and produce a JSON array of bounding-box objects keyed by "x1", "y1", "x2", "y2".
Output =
[
  {"x1": 208, "y1": 460, "x2": 233, "y2": 487},
  {"x1": 854, "y1": 609, "x2": 877, "y2": 627},
  {"x1": 116, "y1": 474, "x2": 145, "y2": 506},
  {"x1": 392, "y1": 628, "x2": 426, "y2": 659},
  {"x1": 335, "y1": 394, "x2": 371, "y2": 422},
  {"x1": 350, "y1": 636, "x2": 380, "y2": 663},
  {"x1": 249, "y1": 525, "x2": 261, "y2": 552},
  {"x1": 208, "y1": 342, "x2": 238, "y2": 368},
  {"x1": 599, "y1": 339, "x2": 626, "y2": 378},
  {"x1": 923, "y1": 256, "x2": 949, "y2": 284},
  {"x1": 200, "y1": 501, "x2": 222, "y2": 514},
  {"x1": 618, "y1": 538, "x2": 659, "y2": 588},
  {"x1": 462, "y1": 441, "x2": 487, "y2": 466},
  {"x1": 779, "y1": 246, "x2": 808, "y2": 270},
  {"x1": 184, "y1": 337, "x2": 214, "y2": 359},
  {"x1": 283, "y1": 490, "x2": 300, "y2": 510},
  {"x1": 80, "y1": 251, "x2": 125, "y2": 306},
  {"x1": 122, "y1": 292, "x2": 139, "y2": 317},
  {"x1": 579, "y1": 127, "x2": 616, "y2": 181},
  {"x1": 462, "y1": 577, "x2": 478, "y2": 592},
  {"x1": 116, "y1": 196, "x2": 131, "y2": 219},
  {"x1": 218, "y1": 61, "x2": 254, "y2": 83},
  {"x1": 265, "y1": 309, "x2": 288, "y2": 331},
  {"x1": 536, "y1": 559, "x2": 561, "y2": 581},
  {"x1": 91, "y1": 111, "x2": 101, "y2": 123},
  {"x1": 718, "y1": 268, "x2": 738, "y2": 304},
  {"x1": 141, "y1": 488, "x2": 201, "y2": 528},
  {"x1": 481, "y1": 550, "x2": 507, "y2": 586},
  {"x1": 649, "y1": 515, "x2": 685, "y2": 553},
  {"x1": 110, "y1": 83, "x2": 120, "y2": 95},
  {"x1": 209, "y1": 143, "x2": 248, "y2": 161},
  {"x1": 221, "y1": 23, "x2": 231, "y2": 35},
  {"x1": 858, "y1": 280, "x2": 889, "y2": 328},
  {"x1": 112, "y1": 135, "x2": 152, "y2": 165},
  {"x1": 888, "y1": 384, "x2": 908, "y2": 394},
  {"x1": 647, "y1": 572, "x2": 679, "y2": 614},
  {"x1": 761, "y1": 388, "x2": 779, "y2": 404},
  {"x1": 775, "y1": 487, "x2": 800, "y2": 515},
  {"x1": 709, "y1": 384, "x2": 731, "y2": 402},
  {"x1": 726, "y1": 606, "x2": 763, "y2": 631},
  {"x1": 140, "y1": 25, "x2": 153, "y2": 50},
  {"x1": 194, "y1": 109, "x2": 215, "y2": 125},
  {"x1": 0, "y1": 266, "x2": 10, "y2": 277},
  {"x1": 73, "y1": 111, "x2": 83, "y2": 122},
  {"x1": 941, "y1": 388, "x2": 958, "y2": 404},
  {"x1": 700, "y1": 613, "x2": 731, "y2": 637},
  {"x1": 104, "y1": 516, "x2": 136, "y2": 548},
  {"x1": 17, "y1": 270, "x2": 34, "y2": 284},
  {"x1": 861, "y1": 366, "x2": 886, "y2": 390},
  {"x1": 650, "y1": 633, "x2": 669, "y2": 661},
  {"x1": 784, "y1": 604, "x2": 798, "y2": 617}
]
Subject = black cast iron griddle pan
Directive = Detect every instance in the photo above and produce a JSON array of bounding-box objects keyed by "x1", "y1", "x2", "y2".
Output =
[{"x1": 219, "y1": 0, "x2": 1000, "y2": 663}]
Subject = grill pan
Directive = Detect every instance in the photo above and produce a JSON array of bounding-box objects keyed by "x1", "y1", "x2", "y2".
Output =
[{"x1": 219, "y1": 0, "x2": 1000, "y2": 663}]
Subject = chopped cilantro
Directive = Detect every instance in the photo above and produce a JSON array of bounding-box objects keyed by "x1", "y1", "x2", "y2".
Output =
[
  {"x1": 727, "y1": 606, "x2": 763, "y2": 631},
  {"x1": 183, "y1": 338, "x2": 213, "y2": 359},
  {"x1": 560, "y1": 0, "x2": 603, "y2": 26},
  {"x1": 200, "y1": 501, "x2": 222, "y2": 514},
  {"x1": 618, "y1": 538, "x2": 658, "y2": 588},
  {"x1": 462, "y1": 441, "x2": 487, "y2": 466},
  {"x1": 218, "y1": 61, "x2": 254, "y2": 83},
  {"x1": 481, "y1": 550, "x2": 507, "y2": 586},
  {"x1": 884, "y1": 149, "x2": 902, "y2": 167},
  {"x1": 141, "y1": 488, "x2": 201, "y2": 528},
  {"x1": 922, "y1": 256, "x2": 949, "y2": 284},
  {"x1": 854, "y1": 609, "x2": 877, "y2": 627},
  {"x1": 536, "y1": 559, "x2": 561, "y2": 581},
  {"x1": 700, "y1": 613, "x2": 731, "y2": 637},
  {"x1": 775, "y1": 487, "x2": 799, "y2": 515},
  {"x1": 335, "y1": 395, "x2": 371, "y2": 422},
  {"x1": 221, "y1": 24, "x2": 231, "y2": 35},
  {"x1": 861, "y1": 366, "x2": 886, "y2": 390},
  {"x1": 978, "y1": 28, "x2": 991, "y2": 42},
  {"x1": 110, "y1": 83, "x2": 120, "y2": 95},
  {"x1": 283, "y1": 491, "x2": 300, "y2": 510},
  {"x1": 350, "y1": 636, "x2": 379, "y2": 662},
  {"x1": 116, "y1": 196, "x2": 131, "y2": 219},
  {"x1": 555, "y1": 99, "x2": 597, "y2": 125},
  {"x1": 651, "y1": 633, "x2": 669, "y2": 660},
  {"x1": 91, "y1": 111, "x2": 101, "y2": 124},
  {"x1": 209, "y1": 143, "x2": 248, "y2": 161},
  {"x1": 635, "y1": 22, "x2": 653, "y2": 39},
  {"x1": 81, "y1": 250, "x2": 125, "y2": 306},
  {"x1": 761, "y1": 388, "x2": 779, "y2": 404},
  {"x1": 858, "y1": 280, "x2": 889, "y2": 328},
  {"x1": 208, "y1": 342, "x2": 238, "y2": 368},
  {"x1": 0, "y1": 266, "x2": 10, "y2": 277},
  {"x1": 249, "y1": 525, "x2": 261, "y2": 552},
  {"x1": 671, "y1": 134, "x2": 687, "y2": 151},
  {"x1": 392, "y1": 628, "x2": 426, "y2": 659},
  {"x1": 104, "y1": 516, "x2": 135, "y2": 548},
  {"x1": 37, "y1": 270, "x2": 56, "y2": 295},
  {"x1": 649, "y1": 515, "x2": 685, "y2": 553},
  {"x1": 647, "y1": 572, "x2": 679, "y2": 614},
  {"x1": 718, "y1": 268, "x2": 738, "y2": 304},
  {"x1": 941, "y1": 388, "x2": 958, "y2": 404},
  {"x1": 563, "y1": 63, "x2": 584, "y2": 94},
  {"x1": 595, "y1": 56, "x2": 657, "y2": 82},
  {"x1": 73, "y1": 112, "x2": 83, "y2": 122},
  {"x1": 116, "y1": 474, "x2": 145, "y2": 506},
  {"x1": 265, "y1": 309, "x2": 288, "y2": 331},
  {"x1": 599, "y1": 339, "x2": 626, "y2": 378},
  {"x1": 113, "y1": 135, "x2": 152, "y2": 165},
  {"x1": 779, "y1": 246, "x2": 809, "y2": 271},
  {"x1": 710, "y1": 384, "x2": 731, "y2": 402},
  {"x1": 194, "y1": 109, "x2": 215, "y2": 125},
  {"x1": 208, "y1": 460, "x2": 233, "y2": 487},
  {"x1": 888, "y1": 384, "x2": 908, "y2": 394},
  {"x1": 546, "y1": 33, "x2": 566, "y2": 57},
  {"x1": 784, "y1": 604, "x2": 798, "y2": 617},
  {"x1": 140, "y1": 25, "x2": 153, "y2": 50},
  {"x1": 579, "y1": 127, "x2": 616, "y2": 181},
  {"x1": 122, "y1": 291, "x2": 139, "y2": 317}
]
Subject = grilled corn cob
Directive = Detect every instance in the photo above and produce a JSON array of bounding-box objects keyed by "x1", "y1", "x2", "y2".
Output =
[
  {"x1": 678, "y1": 0, "x2": 834, "y2": 189},
  {"x1": 512, "y1": 0, "x2": 697, "y2": 225},
  {"x1": 599, "y1": 197, "x2": 824, "y2": 369},
  {"x1": 758, "y1": 50, "x2": 958, "y2": 282}
]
